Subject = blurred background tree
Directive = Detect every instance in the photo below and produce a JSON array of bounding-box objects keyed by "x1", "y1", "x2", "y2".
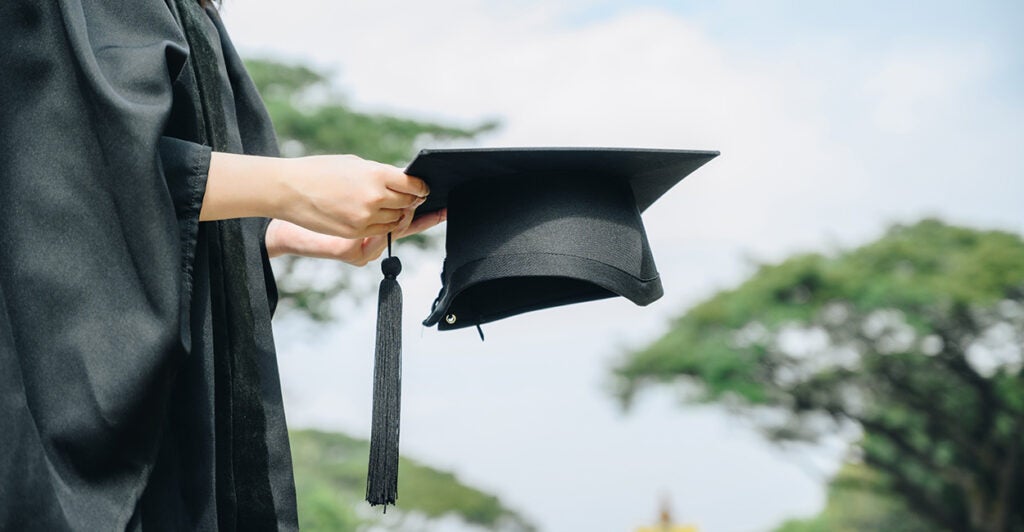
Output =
[
  {"x1": 774, "y1": 463, "x2": 931, "y2": 532},
  {"x1": 291, "y1": 430, "x2": 534, "y2": 531},
  {"x1": 613, "y1": 219, "x2": 1024, "y2": 532},
  {"x1": 245, "y1": 58, "x2": 497, "y2": 321},
  {"x1": 246, "y1": 59, "x2": 517, "y2": 531}
]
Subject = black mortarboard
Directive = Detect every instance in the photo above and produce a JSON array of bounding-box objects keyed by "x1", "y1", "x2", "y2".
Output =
[
  {"x1": 411, "y1": 147, "x2": 719, "y2": 330},
  {"x1": 365, "y1": 147, "x2": 718, "y2": 507}
]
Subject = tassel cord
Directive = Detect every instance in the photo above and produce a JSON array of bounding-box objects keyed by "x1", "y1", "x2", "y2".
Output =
[{"x1": 367, "y1": 233, "x2": 403, "y2": 507}]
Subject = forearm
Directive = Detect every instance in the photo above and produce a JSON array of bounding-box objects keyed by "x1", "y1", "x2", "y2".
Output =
[{"x1": 200, "y1": 152, "x2": 294, "y2": 221}]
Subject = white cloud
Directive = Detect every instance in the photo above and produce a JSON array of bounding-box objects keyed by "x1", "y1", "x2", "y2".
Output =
[{"x1": 863, "y1": 45, "x2": 993, "y2": 134}]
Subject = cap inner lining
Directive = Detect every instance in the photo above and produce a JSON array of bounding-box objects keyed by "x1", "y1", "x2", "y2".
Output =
[{"x1": 452, "y1": 276, "x2": 616, "y2": 326}]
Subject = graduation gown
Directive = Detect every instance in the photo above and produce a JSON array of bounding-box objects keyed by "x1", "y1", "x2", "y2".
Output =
[{"x1": 0, "y1": 0, "x2": 298, "y2": 529}]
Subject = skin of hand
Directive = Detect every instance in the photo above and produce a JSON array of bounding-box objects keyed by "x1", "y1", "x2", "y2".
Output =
[
  {"x1": 272, "y1": 154, "x2": 431, "y2": 239},
  {"x1": 201, "y1": 152, "x2": 444, "y2": 265},
  {"x1": 264, "y1": 208, "x2": 447, "y2": 265}
]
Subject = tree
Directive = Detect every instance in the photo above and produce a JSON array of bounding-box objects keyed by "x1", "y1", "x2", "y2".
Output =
[
  {"x1": 774, "y1": 463, "x2": 931, "y2": 532},
  {"x1": 290, "y1": 430, "x2": 535, "y2": 531},
  {"x1": 612, "y1": 220, "x2": 1024, "y2": 531},
  {"x1": 245, "y1": 59, "x2": 498, "y2": 320}
]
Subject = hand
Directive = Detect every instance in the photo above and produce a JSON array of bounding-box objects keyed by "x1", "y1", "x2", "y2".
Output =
[
  {"x1": 265, "y1": 208, "x2": 447, "y2": 266},
  {"x1": 202, "y1": 152, "x2": 432, "y2": 243},
  {"x1": 276, "y1": 155, "x2": 430, "y2": 239}
]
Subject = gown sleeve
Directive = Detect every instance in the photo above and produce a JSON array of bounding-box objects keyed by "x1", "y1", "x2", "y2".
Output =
[
  {"x1": 0, "y1": 1, "x2": 210, "y2": 528},
  {"x1": 158, "y1": 135, "x2": 213, "y2": 335}
]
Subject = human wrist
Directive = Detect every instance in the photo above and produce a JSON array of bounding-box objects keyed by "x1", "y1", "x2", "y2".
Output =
[
  {"x1": 264, "y1": 218, "x2": 291, "y2": 258},
  {"x1": 264, "y1": 156, "x2": 304, "y2": 222},
  {"x1": 203, "y1": 152, "x2": 301, "y2": 221}
]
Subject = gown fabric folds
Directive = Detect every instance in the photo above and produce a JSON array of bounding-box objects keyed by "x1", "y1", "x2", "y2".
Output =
[{"x1": 0, "y1": 0, "x2": 299, "y2": 529}]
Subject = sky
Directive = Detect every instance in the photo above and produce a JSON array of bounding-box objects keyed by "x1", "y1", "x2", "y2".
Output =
[{"x1": 219, "y1": 1, "x2": 1024, "y2": 530}]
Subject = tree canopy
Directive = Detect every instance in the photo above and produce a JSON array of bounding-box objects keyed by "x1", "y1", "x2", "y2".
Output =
[{"x1": 613, "y1": 219, "x2": 1024, "y2": 531}]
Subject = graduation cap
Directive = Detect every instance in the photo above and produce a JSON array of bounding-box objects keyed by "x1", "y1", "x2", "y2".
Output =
[{"x1": 366, "y1": 147, "x2": 718, "y2": 507}]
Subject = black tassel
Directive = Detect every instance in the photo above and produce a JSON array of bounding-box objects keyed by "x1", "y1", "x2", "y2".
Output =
[{"x1": 367, "y1": 234, "x2": 402, "y2": 507}]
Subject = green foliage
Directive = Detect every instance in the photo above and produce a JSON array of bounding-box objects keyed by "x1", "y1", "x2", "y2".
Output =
[
  {"x1": 613, "y1": 219, "x2": 1024, "y2": 531},
  {"x1": 775, "y1": 464, "x2": 932, "y2": 532},
  {"x1": 246, "y1": 60, "x2": 327, "y2": 101},
  {"x1": 246, "y1": 59, "x2": 497, "y2": 164},
  {"x1": 245, "y1": 58, "x2": 497, "y2": 320},
  {"x1": 290, "y1": 429, "x2": 534, "y2": 531}
]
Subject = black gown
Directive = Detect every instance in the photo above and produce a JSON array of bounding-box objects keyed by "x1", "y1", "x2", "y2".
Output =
[{"x1": 0, "y1": 1, "x2": 298, "y2": 529}]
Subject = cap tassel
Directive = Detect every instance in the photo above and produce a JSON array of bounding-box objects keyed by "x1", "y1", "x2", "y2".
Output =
[{"x1": 367, "y1": 234, "x2": 402, "y2": 508}]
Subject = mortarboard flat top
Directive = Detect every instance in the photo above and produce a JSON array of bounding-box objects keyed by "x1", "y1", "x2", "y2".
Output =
[{"x1": 408, "y1": 147, "x2": 719, "y2": 215}]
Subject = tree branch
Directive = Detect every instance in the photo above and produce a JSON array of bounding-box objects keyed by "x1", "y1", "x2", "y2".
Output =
[{"x1": 862, "y1": 452, "x2": 964, "y2": 531}]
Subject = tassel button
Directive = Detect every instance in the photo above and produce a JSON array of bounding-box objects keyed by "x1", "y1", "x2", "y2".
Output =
[{"x1": 382, "y1": 256, "x2": 402, "y2": 279}]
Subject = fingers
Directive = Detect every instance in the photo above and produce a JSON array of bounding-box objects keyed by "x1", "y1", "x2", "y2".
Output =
[
  {"x1": 377, "y1": 188, "x2": 426, "y2": 209},
  {"x1": 361, "y1": 224, "x2": 397, "y2": 237},
  {"x1": 344, "y1": 208, "x2": 448, "y2": 267},
  {"x1": 381, "y1": 166, "x2": 430, "y2": 198},
  {"x1": 363, "y1": 217, "x2": 407, "y2": 237},
  {"x1": 396, "y1": 208, "x2": 447, "y2": 239},
  {"x1": 352, "y1": 235, "x2": 388, "y2": 266},
  {"x1": 366, "y1": 207, "x2": 406, "y2": 226},
  {"x1": 366, "y1": 203, "x2": 424, "y2": 235}
]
